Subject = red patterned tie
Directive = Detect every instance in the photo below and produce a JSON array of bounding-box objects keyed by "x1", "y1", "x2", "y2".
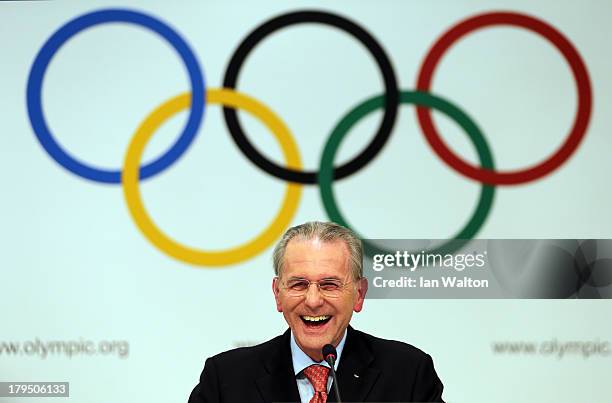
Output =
[{"x1": 303, "y1": 365, "x2": 330, "y2": 403}]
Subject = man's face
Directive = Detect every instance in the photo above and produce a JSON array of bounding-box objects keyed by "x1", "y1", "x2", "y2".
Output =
[{"x1": 272, "y1": 238, "x2": 367, "y2": 361}]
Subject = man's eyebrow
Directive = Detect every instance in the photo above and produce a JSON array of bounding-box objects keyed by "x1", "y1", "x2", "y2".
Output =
[{"x1": 286, "y1": 276, "x2": 342, "y2": 281}]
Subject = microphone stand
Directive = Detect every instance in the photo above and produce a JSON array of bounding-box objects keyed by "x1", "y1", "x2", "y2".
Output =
[
  {"x1": 323, "y1": 344, "x2": 342, "y2": 403},
  {"x1": 328, "y1": 355, "x2": 342, "y2": 403}
]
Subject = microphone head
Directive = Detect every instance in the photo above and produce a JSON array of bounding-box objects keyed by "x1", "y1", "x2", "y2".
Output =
[{"x1": 322, "y1": 344, "x2": 337, "y2": 361}]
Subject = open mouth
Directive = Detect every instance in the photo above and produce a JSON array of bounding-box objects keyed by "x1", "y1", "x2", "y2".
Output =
[{"x1": 300, "y1": 315, "x2": 332, "y2": 327}]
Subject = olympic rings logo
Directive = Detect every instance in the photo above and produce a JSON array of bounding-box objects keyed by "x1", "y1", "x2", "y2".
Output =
[{"x1": 26, "y1": 9, "x2": 592, "y2": 267}]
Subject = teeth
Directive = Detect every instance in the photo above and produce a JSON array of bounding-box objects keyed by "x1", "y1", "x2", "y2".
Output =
[{"x1": 302, "y1": 315, "x2": 330, "y2": 322}]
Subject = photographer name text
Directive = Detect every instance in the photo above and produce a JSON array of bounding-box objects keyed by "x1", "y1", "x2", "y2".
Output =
[{"x1": 372, "y1": 276, "x2": 489, "y2": 288}]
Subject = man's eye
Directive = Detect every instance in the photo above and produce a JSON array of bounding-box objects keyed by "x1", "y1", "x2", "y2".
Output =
[
  {"x1": 319, "y1": 282, "x2": 341, "y2": 291},
  {"x1": 289, "y1": 281, "x2": 309, "y2": 290}
]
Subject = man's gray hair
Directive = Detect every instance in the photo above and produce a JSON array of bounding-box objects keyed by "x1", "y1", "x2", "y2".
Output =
[{"x1": 273, "y1": 221, "x2": 363, "y2": 281}]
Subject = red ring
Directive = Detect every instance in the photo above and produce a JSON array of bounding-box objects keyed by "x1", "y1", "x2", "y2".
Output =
[{"x1": 416, "y1": 12, "x2": 592, "y2": 185}]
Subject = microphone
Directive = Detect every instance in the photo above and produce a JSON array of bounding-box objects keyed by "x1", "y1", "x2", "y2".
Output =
[{"x1": 322, "y1": 344, "x2": 342, "y2": 403}]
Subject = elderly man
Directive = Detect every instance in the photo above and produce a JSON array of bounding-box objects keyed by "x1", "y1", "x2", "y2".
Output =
[{"x1": 189, "y1": 221, "x2": 444, "y2": 402}]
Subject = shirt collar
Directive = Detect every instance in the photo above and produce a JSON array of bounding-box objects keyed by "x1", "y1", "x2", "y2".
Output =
[{"x1": 290, "y1": 328, "x2": 347, "y2": 375}]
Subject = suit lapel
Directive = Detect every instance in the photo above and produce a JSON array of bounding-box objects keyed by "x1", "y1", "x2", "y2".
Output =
[
  {"x1": 256, "y1": 329, "x2": 301, "y2": 403},
  {"x1": 328, "y1": 326, "x2": 380, "y2": 403}
]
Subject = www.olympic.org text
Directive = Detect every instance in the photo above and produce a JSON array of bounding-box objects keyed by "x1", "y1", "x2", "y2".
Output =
[
  {"x1": 0, "y1": 338, "x2": 129, "y2": 359},
  {"x1": 492, "y1": 339, "x2": 610, "y2": 359}
]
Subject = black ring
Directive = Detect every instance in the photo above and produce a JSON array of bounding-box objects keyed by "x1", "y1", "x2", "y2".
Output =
[{"x1": 222, "y1": 10, "x2": 399, "y2": 184}]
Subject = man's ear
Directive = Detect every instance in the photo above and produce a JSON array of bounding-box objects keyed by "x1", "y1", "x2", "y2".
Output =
[
  {"x1": 272, "y1": 277, "x2": 283, "y2": 312},
  {"x1": 353, "y1": 277, "x2": 368, "y2": 313}
]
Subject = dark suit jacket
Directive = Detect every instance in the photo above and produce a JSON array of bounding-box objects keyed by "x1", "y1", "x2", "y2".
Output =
[{"x1": 189, "y1": 326, "x2": 444, "y2": 402}]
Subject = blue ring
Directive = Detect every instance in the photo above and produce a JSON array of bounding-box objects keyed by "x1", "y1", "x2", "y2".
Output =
[{"x1": 26, "y1": 9, "x2": 206, "y2": 183}]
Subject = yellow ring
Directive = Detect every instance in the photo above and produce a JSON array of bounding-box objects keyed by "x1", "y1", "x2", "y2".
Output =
[{"x1": 121, "y1": 88, "x2": 303, "y2": 266}]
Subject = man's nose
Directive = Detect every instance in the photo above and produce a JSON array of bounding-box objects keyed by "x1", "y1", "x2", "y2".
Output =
[{"x1": 304, "y1": 283, "x2": 324, "y2": 308}]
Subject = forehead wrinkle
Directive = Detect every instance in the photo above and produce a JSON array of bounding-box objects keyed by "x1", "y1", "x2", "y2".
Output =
[
  {"x1": 285, "y1": 259, "x2": 343, "y2": 277},
  {"x1": 285, "y1": 262, "x2": 345, "y2": 278}
]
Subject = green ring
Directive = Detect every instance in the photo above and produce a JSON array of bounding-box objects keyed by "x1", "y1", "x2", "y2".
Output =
[{"x1": 318, "y1": 91, "x2": 496, "y2": 257}]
